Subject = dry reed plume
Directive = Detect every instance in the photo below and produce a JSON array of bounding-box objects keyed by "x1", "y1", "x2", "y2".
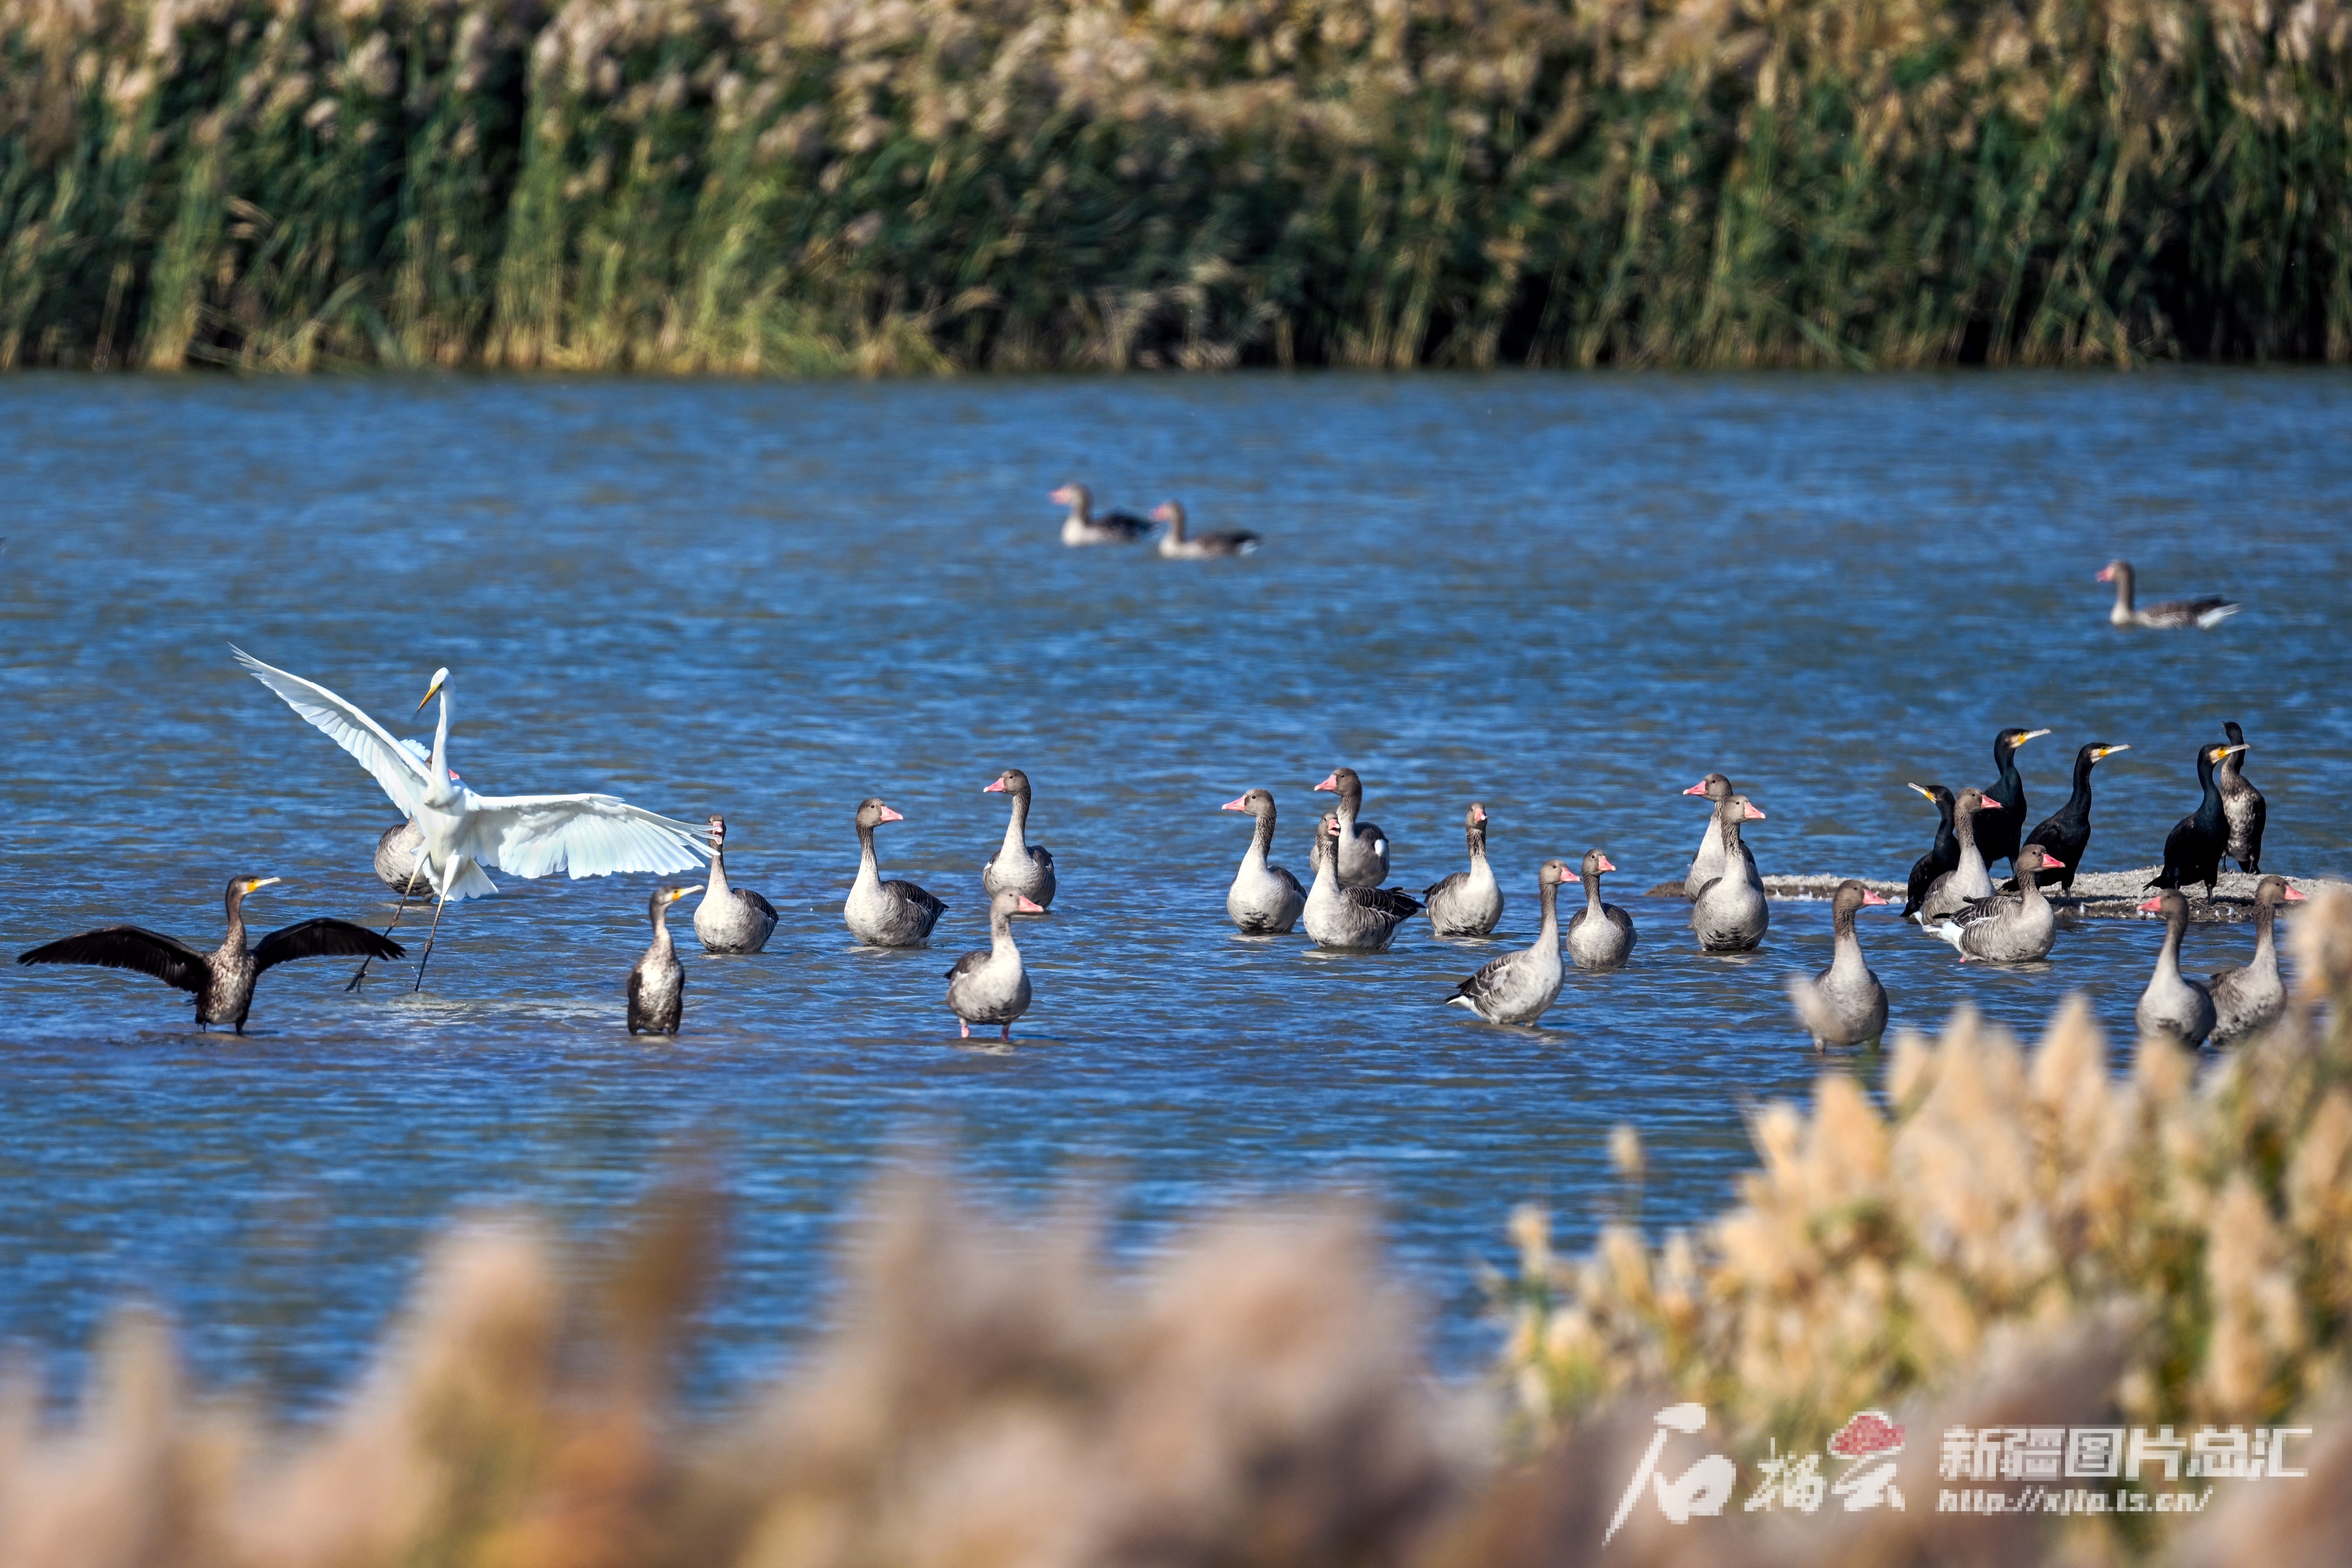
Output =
[
  {"x1": 3, "y1": 0, "x2": 2349, "y2": 373},
  {"x1": 7, "y1": 891, "x2": 2352, "y2": 1567}
]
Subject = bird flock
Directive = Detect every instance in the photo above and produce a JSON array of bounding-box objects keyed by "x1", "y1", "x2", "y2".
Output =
[{"x1": 16, "y1": 554, "x2": 2286, "y2": 1051}]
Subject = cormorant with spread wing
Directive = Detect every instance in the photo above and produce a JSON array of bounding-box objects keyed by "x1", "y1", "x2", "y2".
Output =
[{"x1": 18, "y1": 876, "x2": 403, "y2": 1033}]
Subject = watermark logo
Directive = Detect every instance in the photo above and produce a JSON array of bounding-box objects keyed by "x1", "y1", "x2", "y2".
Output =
[{"x1": 1604, "y1": 1410, "x2": 2306, "y2": 1543}]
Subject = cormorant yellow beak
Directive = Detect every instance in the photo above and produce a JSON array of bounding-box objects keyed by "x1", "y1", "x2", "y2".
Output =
[
  {"x1": 670, "y1": 885, "x2": 702, "y2": 903},
  {"x1": 246, "y1": 877, "x2": 283, "y2": 893},
  {"x1": 2097, "y1": 744, "x2": 2130, "y2": 759},
  {"x1": 2016, "y1": 729, "x2": 2052, "y2": 745},
  {"x1": 1906, "y1": 782, "x2": 1934, "y2": 800}
]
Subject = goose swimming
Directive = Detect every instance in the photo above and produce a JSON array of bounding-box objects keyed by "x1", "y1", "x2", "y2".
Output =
[
  {"x1": 1423, "y1": 803, "x2": 1504, "y2": 937},
  {"x1": 1785, "y1": 880, "x2": 1889, "y2": 1049},
  {"x1": 845, "y1": 798, "x2": 947, "y2": 947},
  {"x1": 1682, "y1": 773, "x2": 1757, "y2": 897},
  {"x1": 1689, "y1": 794, "x2": 1769, "y2": 952},
  {"x1": 1151, "y1": 500, "x2": 1261, "y2": 558},
  {"x1": 2099, "y1": 559, "x2": 2241, "y2": 630},
  {"x1": 1302, "y1": 816, "x2": 1421, "y2": 951},
  {"x1": 1930, "y1": 844, "x2": 2065, "y2": 964},
  {"x1": 1564, "y1": 850, "x2": 1635, "y2": 970},
  {"x1": 2209, "y1": 875, "x2": 2305, "y2": 1046},
  {"x1": 1051, "y1": 483, "x2": 1151, "y2": 546},
  {"x1": 1222, "y1": 788, "x2": 1306, "y2": 934},
  {"x1": 2134, "y1": 890, "x2": 2217, "y2": 1047},
  {"x1": 981, "y1": 768, "x2": 1058, "y2": 909},
  {"x1": 693, "y1": 816, "x2": 778, "y2": 954},
  {"x1": 1311, "y1": 766, "x2": 1390, "y2": 887},
  {"x1": 1914, "y1": 788, "x2": 2001, "y2": 924},
  {"x1": 1444, "y1": 860, "x2": 1570, "y2": 1025}
]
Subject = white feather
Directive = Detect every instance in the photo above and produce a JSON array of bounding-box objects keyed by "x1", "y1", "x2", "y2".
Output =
[{"x1": 235, "y1": 646, "x2": 429, "y2": 816}]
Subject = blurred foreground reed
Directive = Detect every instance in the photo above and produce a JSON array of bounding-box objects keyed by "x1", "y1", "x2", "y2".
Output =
[
  {"x1": 8, "y1": 891, "x2": 2352, "y2": 1568},
  {"x1": 4, "y1": 0, "x2": 2349, "y2": 374}
]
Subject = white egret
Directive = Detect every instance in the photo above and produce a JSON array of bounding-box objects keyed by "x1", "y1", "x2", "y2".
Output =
[{"x1": 232, "y1": 647, "x2": 711, "y2": 989}]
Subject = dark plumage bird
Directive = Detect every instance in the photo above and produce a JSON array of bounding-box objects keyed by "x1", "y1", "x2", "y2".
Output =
[
  {"x1": 2217, "y1": 721, "x2": 2266, "y2": 873},
  {"x1": 627, "y1": 883, "x2": 700, "y2": 1036},
  {"x1": 17, "y1": 876, "x2": 403, "y2": 1034},
  {"x1": 1900, "y1": 783, "x2": 1958, "y2": 919},
  {"x1": 1977, "y1": 726, "x2": 2049, "y2": 874},
  {"x1": 2150, "y1": 741, "x2": 2248, "y2": 900},
  {"x1": 2009, "y1": 743, "x2": 2129, "y2": 892}
]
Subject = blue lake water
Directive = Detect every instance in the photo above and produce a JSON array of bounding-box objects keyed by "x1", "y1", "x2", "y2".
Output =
[{"x1": 3, "y1": 370, "x2": 2348, "y2": 1411}]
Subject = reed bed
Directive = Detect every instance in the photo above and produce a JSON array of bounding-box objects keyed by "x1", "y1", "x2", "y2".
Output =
[
  {"x1": 3, "y1": 0, "x2": 2349, "y2": 373},
  {"x1": 5, "y1": 892, "x2": 2352, "y2": 1565}
]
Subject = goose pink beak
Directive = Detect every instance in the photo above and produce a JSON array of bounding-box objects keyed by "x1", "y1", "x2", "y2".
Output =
[
  {"x1": 2138, "y1": 896, "x2": 2166, "y2": 913},
  {"x1": 2287, "y1": 886, "x2": 2308, "y2": 902},
  {"x1": 1744, "y1": 803, "x2": 1766, "y2": 820},
  {"x1": 1313, "y1": 772, "x2": 1339, "y2": 792},
  {"x1": 1221, "y1": 795, "x2": 1250, "y2": 812},
  {"x1": 1981, "y1": 796, "x2": 2004, "y2": 810},
  {"x1": 1017, "y1": 896, "x2": 1046, "y2": 913},
  {"x1": 1471, "y1": 804, "x2": 1487, "y2": 823},
  {"x1": 877, "y1": 806, "x2": 904, "y2": 823},
  {"x1": 1681, "y1": 780, "x2": 1708, "y2": 796},
  {"x1": 1595, "y1": 854, "x2": 1616, "y2": 874},
  {"x1": 2097, "y1": 564, "x2": 2117, "y2": 582},
  {"x1": 2038, "y1": 854, "x2": 2066, "y2": 869},
  {"x1": 983, "y1": 778, "x2": 1007, "y2": 793},
  {"x1": 1861, "y1": 890, "x2": 1888, "y2": 905}
]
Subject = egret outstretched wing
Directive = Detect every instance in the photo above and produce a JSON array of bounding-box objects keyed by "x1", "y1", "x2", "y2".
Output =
[
  {"x1": 453, "y1": 793, "x2": 711, "y2": 881},
  {"x1": 233, "y1": 646, "x2": 430, "y2": 816}
]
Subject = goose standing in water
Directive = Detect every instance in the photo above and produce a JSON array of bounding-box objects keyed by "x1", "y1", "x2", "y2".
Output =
[
  {"x1": 1900, "y1": 784, "x2": 1959, "y2": 919},
  {"x1": 627, "y1": 884, "x2": 701, "y2": 1036},
  {"x1": 2099, "y1": 559, "x2": 2242, "y2": 630},
  {"x1": 1311, "y1": 767, "x2": 1390, "y2": 887},
  {"x1": 981, "y1": 768, "x2": 1057, "y2": 909},
  {"x1": 2012, "y1": 744, "x2": 2127, "y2": 892},
  {"x1": 19, "y1": 877, "x2": 403, "y2": 1034},
  {"x1": 1151, "y1": 500, "x2": 1261, "y2": 558},
  {"x1": 1681, "y1": 774, "x2": 1757, "y2": 897},
  {"x1": 1914, "y1": 788, "x2": 2001, "y2": 924},
  {"x1": 1976, "y1": 727, "x2": 2049, "y2": 875},
  {"x1": 2150, "y1": 742, "x2": 2247, "y2": 900},
  {"x1": 2134, "y1": 890, "x2": 2217, "y2": 1047},
  {"x1": 1785, "y1": 880, "x2": 1889, "y2": 1050},
  {"x1": 2217, "y1": 721, "x2": 2266, "y2": 873},
  {"x1": 2209, "y1": 875, "x2": 2305, "y2": 1045},
  {"x1": 1564, "y1": 850, "x2": 1636, "y2": 970},
  {"x1": 946, "y1": 890, "x2": 1044, "y2": 1040},
  {"x1": 1424, "y1": 803, "x2": 1503, "y2": 937},
  {"x1": 845, "y1": 798, "x2": 946, "y2": 947},
  {"x1": 1303, "y1": 816, "x2": 1421, "y2": 951},
  {"x1": 693, "y1": 817, "x2": 778, "y2": 954},
  {"x1": 1051, "y1": 483, "x2": 1151, "y2": 546},
  {"x1": 1221, "y1": 789, "x2": 1306, "y2": 934},
  {"x1": 1445, "y1": 860, "x2": 1570, "y2": 1025},
  {"x1": 1690, "y1": 794, "x2": 1769, "y2": 952},
  {"x1": 1930, "y1": 845, "x2": 2066, "y2": 963},
  {"x1": 375, "y1": 821, "x2": 430, "y2": 896}
]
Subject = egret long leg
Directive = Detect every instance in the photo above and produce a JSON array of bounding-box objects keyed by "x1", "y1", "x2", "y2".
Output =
[
  {"x1": 413, "y1": 882, "x2": 454, "y2": 992},
  {"x1": 349, "y1": 855, "x2": 428, "y2": 991}
]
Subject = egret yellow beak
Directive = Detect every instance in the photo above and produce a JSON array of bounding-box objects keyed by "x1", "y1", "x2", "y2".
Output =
[{"x1": 415, "y1": 677, "x2": 444, "y2": 714}]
